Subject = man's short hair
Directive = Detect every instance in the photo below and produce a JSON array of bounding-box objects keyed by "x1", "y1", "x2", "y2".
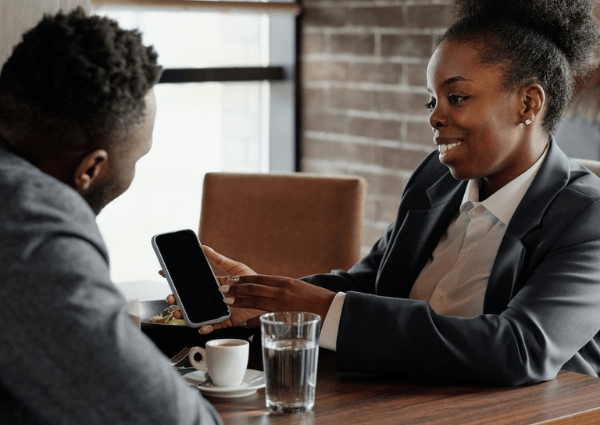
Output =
[{"x1": 0, "y1": 7, "x2": 162, "y2": 153}]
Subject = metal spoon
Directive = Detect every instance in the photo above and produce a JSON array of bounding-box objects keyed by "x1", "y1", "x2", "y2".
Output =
[
  {"x1": 197, "y1": 377, "x2": 213, "y2": 388},
  {"x1": 196, "y1": 374, "x2": 263, "y2": 389}
]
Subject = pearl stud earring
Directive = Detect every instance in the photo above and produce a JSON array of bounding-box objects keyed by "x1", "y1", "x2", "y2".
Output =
[{"x1": 525, "y1": 119, "x2": 532, "y2": 125}]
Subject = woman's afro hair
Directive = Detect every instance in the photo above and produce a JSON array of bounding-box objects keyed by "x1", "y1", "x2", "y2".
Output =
[{"x1": 441, "y1": 0, "x2": 600, "y2": 132}]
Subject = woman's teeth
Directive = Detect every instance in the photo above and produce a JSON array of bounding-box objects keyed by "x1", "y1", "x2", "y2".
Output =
[{"x1": 438, "y1": 142, "x2": 461, "y2": 154}]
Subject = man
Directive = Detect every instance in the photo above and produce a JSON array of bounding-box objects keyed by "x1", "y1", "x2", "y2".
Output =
[{"x1": 0, "y1": 8, "x2": 221, "y2": 424}]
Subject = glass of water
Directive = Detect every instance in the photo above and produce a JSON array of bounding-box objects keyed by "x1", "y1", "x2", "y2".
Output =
[{"x1": 260, "y1": 312, "x2": 321, "y2": 413}]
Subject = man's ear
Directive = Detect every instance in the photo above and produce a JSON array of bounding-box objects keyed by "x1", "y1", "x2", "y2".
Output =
[
  {"x1": 73, "y1": 149, "x2": 108, "y2": 193},
  {"x1": 519, "y1": 83, "x2": 546, "y2": 125}
]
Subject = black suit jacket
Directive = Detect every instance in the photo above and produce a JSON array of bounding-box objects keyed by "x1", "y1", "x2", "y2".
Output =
[{"x1": 304, "y1": 139, "x2": 600, "y2": 385}]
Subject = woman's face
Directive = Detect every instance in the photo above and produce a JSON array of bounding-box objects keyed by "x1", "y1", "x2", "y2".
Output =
[{"x1": 426, "y1": 40, "x2": 540, "y2": 197}]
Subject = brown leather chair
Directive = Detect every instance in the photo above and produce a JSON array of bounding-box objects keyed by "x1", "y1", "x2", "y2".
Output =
[
  {"x1": 198, "y1": 172, "x2": 366, "y2": 278},
  {"x1": 576, "y1": 158, "x2": 600, "y2": 178}
]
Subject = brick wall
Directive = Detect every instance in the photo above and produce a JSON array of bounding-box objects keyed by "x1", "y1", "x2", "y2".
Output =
[{"x1": 299, "y1": 0, "x2": 456, "y2": 255}]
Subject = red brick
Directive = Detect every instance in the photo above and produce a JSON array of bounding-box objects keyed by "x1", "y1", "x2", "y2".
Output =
[
  {"x1": 407, "y1": 63, "x2": 429, "y2": 87},
  {"x1": 406, "y1": 121, "x2": 436, "y2": 147},
  {"x1": 331, "y1": 34, "x2": 375, "y2": 55},
  {"x1": 303, "y1": 138, "x2": 376, "y2": 164},
  {"x1": 329, "y1": 88, "x2": 375, "y2": 110},
  {"x1": 349, "y1": 6, "x2": 403, "y2": 28},
  {"x1": 379, "y1": 146, "x2": 429, "y2": 170},
  {"x1": 363, "y1": 196, "x2": 402, "y2": 225},
  {"x1": 302, "y1": 111, "x2": 347, "y2": 134},
  {"x1": 376, "y1": 91, "x2": 431, "y2": 115},
  {"x1": 350, "y1": 117, "x2": 400, "y2": 141},
  {"x1": 381, "y1": 34, "x2": 433, "y2": 58},
  {"x1": 302, "y1": 33, "x2": 325, "y2": 55},
  {"x1": 299, "y1": 158, "x2": 349, "y2": 175},
  {"x1": 363, "y1": 198, "x2": 380, "y2": 222},
  {"x1": 361, "y1": 223, "x2": 387, "y2": 248},
  {"x1": 298, "y1": 158, "x2": 320, "y2": 174},
  {"x1": 302, "y1": 61, "x2": 326, "y2": 82},
  {"x1": 302, "y1": 138, "x2": 335, "y2": 161},
  {"x1": 379, "y1": 198, "x2": 401, "y2": 223},
  {"x1": 328, "y1": 62, "x2": 350, "y2": 80},
  {"x1": 354, "y1": 170, "x2": 407, "y2": 198},
  {"x1": 377, "y1": 173, "x2": 409, "y2": 197},
  {"x1": 351, "y1": 62, "x2": 401, "y2": 84},
  {"x1": 406, "y1": 5, "x2": 456, "y2": 29},
  {"x1": 351, "y1": 170, "x2": 380, "y2": 193},
  {"x1": 303, "y1": 6, "x2": 348, "y2": 28},
  {"x1": 302, "y1": 61, "x2": 349, "y2": 82},
  {"x1": 301, "y1": 87, "x2": 327, "y2": 111},
  {"x1": 303, "y1": 0, "x2": 349, "y2": 4}
]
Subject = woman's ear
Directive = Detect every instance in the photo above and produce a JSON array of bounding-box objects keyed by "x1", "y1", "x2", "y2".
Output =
[
  {"x1": 520, "y1": 83, "x2": 546, "y2": 125},
  {"x1": 73, "y1": 149, "x2": 108, "y2": 193}
]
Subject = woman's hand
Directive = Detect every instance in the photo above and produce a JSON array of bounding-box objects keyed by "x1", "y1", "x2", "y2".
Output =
[
  {"x1": 201, "y1": 247, "x2": 336, "y2": 333},
  {"x1": 163, "y1": 247, "x2": 336, "y2": 334},
  {"x1": 203, "y1": 246, "x2": 255, "y2": 277},
  {"x1": 165, "y1": 294, "x2": 183, "y2": 320},
  {"x1": 219, "y1": 275, "x2": 336, "y2": 328},
  {"x1": 160, "y1": 247, "x2": 264, "y2": 331},
  {"x1": 198, "y1": 247, "x2": 266, "y2": 335}
]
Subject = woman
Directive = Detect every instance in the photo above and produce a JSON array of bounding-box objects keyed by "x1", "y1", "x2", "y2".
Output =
[{"x1": 193, "y1": 0, "x2": 600, "y2": 385}]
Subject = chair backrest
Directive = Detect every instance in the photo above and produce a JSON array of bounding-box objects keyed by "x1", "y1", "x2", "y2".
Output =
[
  {"x1": 199, "y1": 172, "x2": 366, "y2": 278},
  {"x1": 575, "y1": 158, "x2": 600, "y2": 178}
]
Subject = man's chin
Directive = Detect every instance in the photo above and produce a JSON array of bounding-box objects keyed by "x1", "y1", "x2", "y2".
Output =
[
  {"x1": 83, "y1": 191, "x2": 112, "y2": 216},
  {"x1": 88, "y1": 201, "x2": 106, "y2": 216}
]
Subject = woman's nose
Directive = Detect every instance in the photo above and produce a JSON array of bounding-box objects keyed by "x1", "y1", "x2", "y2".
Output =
[{"x1": 428, "y1": 105, "x2": 447, "y2": 129}]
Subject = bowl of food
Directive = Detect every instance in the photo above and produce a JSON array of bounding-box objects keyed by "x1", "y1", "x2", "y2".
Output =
[{"x1": 139, "y1": 299, "x2": 255, "y2": 357}]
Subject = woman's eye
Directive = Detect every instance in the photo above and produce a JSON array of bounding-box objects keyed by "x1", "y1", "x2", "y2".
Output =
[
  {"x1": 425, "y1": 99, "x2": 436, "y2": 110},
  {"x1": 448, "y1": 95, "x2": 466, "y2": 104}
]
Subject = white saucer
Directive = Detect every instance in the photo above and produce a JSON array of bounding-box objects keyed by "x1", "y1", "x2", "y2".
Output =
[{"x1": 183, "y1": 369, "x2": 265, "y2": 398}]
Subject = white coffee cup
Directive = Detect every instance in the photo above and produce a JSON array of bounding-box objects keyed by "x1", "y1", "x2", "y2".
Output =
[{"x1": 188, "y1": 339, "x2": 249, "y2": 387}]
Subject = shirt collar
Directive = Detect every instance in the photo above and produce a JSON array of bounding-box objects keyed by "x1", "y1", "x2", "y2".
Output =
[{"x1": 460, "y1": 145, "x2": 549, "y2": 225}]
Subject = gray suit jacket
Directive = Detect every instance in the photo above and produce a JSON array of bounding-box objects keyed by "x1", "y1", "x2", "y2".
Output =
[
  {"x1": 305, "y1": 139, "x2": 600, "y2": 385},
  {"x1": 0, "y1": 139, "x2": 221, "y2": 424}
]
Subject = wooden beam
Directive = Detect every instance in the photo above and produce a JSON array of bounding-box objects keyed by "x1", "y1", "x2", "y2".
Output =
[
  {"x1": 158, "y1": 66, "x2": 286, "y2": 83},
  {"x1": 92, "y1": 0, "x2": 301, "y2": 16}
]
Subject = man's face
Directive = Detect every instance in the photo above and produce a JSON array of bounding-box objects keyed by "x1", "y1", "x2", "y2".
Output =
[{"x1": 85, "y1": 89, "x2": 156, "y2": 215}]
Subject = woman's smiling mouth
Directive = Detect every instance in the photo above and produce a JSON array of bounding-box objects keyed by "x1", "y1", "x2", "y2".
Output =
[{"x1": 438, "y1": 141, "x2": 462, "y2": 155}]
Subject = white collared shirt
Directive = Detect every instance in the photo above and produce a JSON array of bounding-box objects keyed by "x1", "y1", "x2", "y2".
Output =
[{"x1": 319, "y1": 148, "x2": 548, "y2": 350}]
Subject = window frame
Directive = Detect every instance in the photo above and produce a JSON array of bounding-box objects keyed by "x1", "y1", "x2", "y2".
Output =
[{"x1": 92, "y1": 0, "x2": 300, "y2": 172}]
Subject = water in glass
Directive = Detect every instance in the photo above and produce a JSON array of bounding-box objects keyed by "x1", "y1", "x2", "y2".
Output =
[{"x1": 262, "y1": 338, "x2": 319, "y2": 412}]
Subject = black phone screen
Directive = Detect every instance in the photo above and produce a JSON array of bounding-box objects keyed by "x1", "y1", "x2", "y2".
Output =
[{"x1": 153, "y1": 230, "x2": 230, "y2": 325}]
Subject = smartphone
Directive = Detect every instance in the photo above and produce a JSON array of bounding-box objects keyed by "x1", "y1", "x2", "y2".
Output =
[{"x1": 151, "y1": 229, "x2": 230, "y2": 327}]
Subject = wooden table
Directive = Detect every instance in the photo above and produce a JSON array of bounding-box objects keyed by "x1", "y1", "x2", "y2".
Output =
[{"x1": 204, "y1": 348, "x2": 600, "y2": 425}]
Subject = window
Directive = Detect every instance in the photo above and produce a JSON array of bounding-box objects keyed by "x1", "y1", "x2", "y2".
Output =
[{"x1": 92, "y1": 1, "x2": 297, "y2": 283}]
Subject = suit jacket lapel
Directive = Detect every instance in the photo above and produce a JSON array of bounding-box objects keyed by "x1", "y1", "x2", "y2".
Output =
[
  {"x1": 377, "y1": 170, "x2": 467, "y2": 298},
  {"x1": 484, "y1": 138, "x2": 571, "y2": 314},
  {"x1": 377, "y1": 138, "x2": 572, "y2": 306}
]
